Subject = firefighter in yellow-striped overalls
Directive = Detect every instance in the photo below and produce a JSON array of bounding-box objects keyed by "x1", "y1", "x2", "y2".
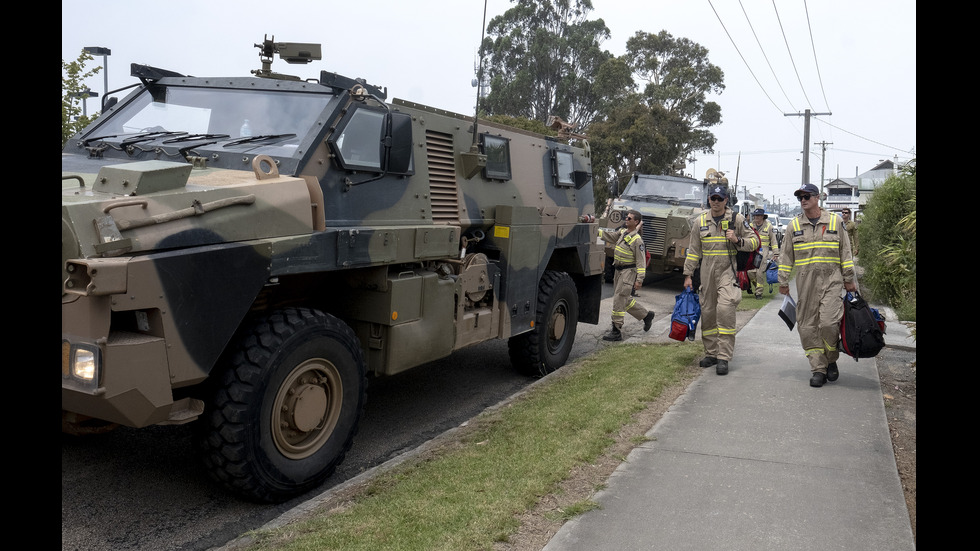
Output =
[
  {"x1": 683, "y1": 185, "x2": 759, "y2": 375},
  {"x1": 599, "y1": 210, "x2": 655, "y2": 341},
  {"x1": 748, "y1": 208, "x2": 780, "y2": 299},
  {"x1": 778, "y1": 183, "x2": 857, "y2": 387}
]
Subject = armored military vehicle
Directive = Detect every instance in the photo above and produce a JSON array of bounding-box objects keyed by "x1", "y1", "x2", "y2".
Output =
[
  {"x1": 62, "y1": 36, "x2": 604, "y2": 502},
  {"x1": 601, "y1": 172, "x2": 712, "y2": 282}
]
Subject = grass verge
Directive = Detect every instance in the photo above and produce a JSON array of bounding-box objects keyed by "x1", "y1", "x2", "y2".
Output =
[
  {"x1": 234, "y1": 341, "x2": 703, "y2": 551},
  {"x1": 737, "y1": 287, "x2": 781, "y2": 311}
]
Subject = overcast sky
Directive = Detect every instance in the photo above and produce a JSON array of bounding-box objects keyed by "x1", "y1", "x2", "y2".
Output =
[{"x1": 62, "y1": 0, "x2": 915, "y2": 207}]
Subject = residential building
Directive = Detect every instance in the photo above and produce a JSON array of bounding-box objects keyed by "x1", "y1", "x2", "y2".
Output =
[{"x1": 823, "y1": 159, "x2": 899, "y2": 218}]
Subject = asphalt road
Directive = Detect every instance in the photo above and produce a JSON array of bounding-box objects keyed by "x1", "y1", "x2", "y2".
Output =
[{"x1": 61, "y1": 274, "x2": 688, "y2": 551}]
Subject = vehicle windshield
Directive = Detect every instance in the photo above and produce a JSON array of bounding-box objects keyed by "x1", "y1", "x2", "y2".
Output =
[
  {"x1": 85, "y1": 85, "x2": 333, "y2": 142},
  {"x1": 624, "y1": 176, "x2": 704, "y2": 205}
]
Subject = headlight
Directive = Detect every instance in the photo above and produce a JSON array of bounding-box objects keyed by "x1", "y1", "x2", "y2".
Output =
[
  {"x1": 63, "y1": 341, "x2": 101, "y2": 392},
  {"x1": 74, "y1": 348, "x2": 96, "y2": 380}
]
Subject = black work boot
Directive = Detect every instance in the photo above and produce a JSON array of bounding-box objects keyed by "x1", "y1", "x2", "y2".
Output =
[
  {"x1": 602, "y1": 325, "x2": 623, "y2": 341},
  {"x1": 810, "y1": 372, "x2": 827, "y2": 387},
  {"x1": 699, "y1": 356, "x2": 717, "y2": 368},
  {"x1": 643, "y1": 311, "x2": 655, "y2": 332},
  {"x1": 716, "y1": 359, "x2": 729, "y2": 375},
  {"x1": 826, "y1": 362, "x2": 839, "y2": 382}
]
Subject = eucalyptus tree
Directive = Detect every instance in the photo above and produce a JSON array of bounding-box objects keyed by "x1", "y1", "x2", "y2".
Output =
[
  {"x1": 479, "y1": 0, "x2": 628, "y2": 130},
  {"x1": 587, "y1": 93, "x2": 689, "y2": 211},
  {"x1": 623, "y1": 30, "x2": 724, "y2": 166}
]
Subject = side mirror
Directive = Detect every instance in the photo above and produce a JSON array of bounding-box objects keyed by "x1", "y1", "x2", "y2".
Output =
[{"x1": 385, "y1": 112, "x2": 414, "y2": 175}]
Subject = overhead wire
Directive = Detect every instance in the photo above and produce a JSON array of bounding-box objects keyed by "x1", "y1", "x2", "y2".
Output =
[
  {"x1": 706, "y1": 0, "x2": 784, "y2": 115},
  {"x1": 708, "y1": 0, "x2": 913, "y2": 181},
  {"x1": 802, "y1": 0, "x2": 832, "y2": 112},
  {"x1": 738, "y1": 0, "x2": 796, "y2": 112},
  {"x1": 771, "y1": 0, "x2": 814, "y2": 112},
  {"x1": 813, "y1": 118, "x2": 914, "y2": 153}
]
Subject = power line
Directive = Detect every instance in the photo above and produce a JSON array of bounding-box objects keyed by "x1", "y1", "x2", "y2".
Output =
[
  {"x1": 802, "y1": 0, "x2": 832, "y2": 112},
  {"x1": 707, "y1": 0, "x2": 783, "y2": 114},
  {"x1": 813, "y1": 118, "x2": 915, "y2": 153},
  {"x1": 738, "y1": 0, "x2": 796, "y2": 112},
  {"x1": 772, "y1": 0, "x2": 814, "y2": 112}
]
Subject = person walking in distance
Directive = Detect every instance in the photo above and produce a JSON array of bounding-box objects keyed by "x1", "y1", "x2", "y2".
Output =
[
  {"x1": 748, "y1": 208, "x2": 779, "y2": 299},
  {"x1": 683, "y1": 185, "x2": 759, "y2": 374},
  {"x1": 778, "y1": 184, "x2": 857, "y2": 387},
  {"x1": 599, "y1": 210, "x2": 655, "y2": 341}
]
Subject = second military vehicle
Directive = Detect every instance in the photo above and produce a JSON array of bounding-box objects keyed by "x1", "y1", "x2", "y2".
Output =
[
  {"x1": 601, "y1": 172, "x2": 712, "y2": 282},
  {"x1": 62, "y1": 36, "x2": 604, "y2": 502}
]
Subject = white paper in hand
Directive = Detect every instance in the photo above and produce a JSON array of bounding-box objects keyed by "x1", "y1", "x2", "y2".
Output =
[{"x1": 778, "y1": 294, "x2": 797, "y2": 330}]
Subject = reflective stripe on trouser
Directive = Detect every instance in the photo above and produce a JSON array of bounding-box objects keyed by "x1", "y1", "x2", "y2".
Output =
[
  {"x1": 611, "y1": 269, "x2": 648, "y2": 329},
  {"x1": 699, "y1": 281, "x2": 741, "y2": 361},
  {"x1": 796, "y1": 283, "x2": 843, "y2": 373}
]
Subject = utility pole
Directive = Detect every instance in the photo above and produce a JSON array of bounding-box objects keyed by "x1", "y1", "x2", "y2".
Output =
[
  {"x1": 785, "y1": 109, "x2": 831, "y2": 190},
  {"x1": 814, "y1": 140, "x2": 833, "y2": 207}
]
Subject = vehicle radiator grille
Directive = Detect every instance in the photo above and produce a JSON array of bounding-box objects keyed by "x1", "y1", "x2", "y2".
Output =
[
  {"x1": 643, "y1": 218, "x2": 668, "y2": 256},
  {"x1": 425, "y1": 130, "x2": 460, "y2": 225}
]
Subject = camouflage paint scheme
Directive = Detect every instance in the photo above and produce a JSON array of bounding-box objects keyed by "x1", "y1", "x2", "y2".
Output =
[
  {"x1": 62, "y1": 44, "x2": 603, "y2": 501},
  {"x1": 601, "y1": 173, "x2": 709, "y2": 282}
]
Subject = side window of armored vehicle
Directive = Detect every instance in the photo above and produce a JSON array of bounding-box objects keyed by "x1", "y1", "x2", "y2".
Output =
[
  {"x1": 552, "y1": 149, "x2": 575, "y2": 187},
  {"x1": 329, "y1": 107, "x2": 385, "y2": 172},
  {"x1": 480, "y1": 133, "x2": 512, "y2": 181}
]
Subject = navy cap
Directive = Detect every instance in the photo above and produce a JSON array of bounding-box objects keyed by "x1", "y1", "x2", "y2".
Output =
[
  {"x1": 794, "y1": 183, "x2": 819, "y2": 197},
  {"x1": 751, "y1": 208, "x2": 767, "y2": 218},
  {"x1": 708, "y1": 185, "x2": 728, "y2": 199}
]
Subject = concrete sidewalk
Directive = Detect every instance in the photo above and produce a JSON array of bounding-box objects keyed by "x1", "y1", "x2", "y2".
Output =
[{"x1": 543, "y1": 284, "x2": 916, "y2": 551}]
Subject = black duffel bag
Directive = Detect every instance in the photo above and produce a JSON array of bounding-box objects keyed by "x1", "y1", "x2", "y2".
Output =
[{"x1": 839, "y1": 291, "x2": 885, "y2": 360}]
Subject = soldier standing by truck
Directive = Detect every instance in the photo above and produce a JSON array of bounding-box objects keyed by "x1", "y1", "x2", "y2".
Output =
[
  {"x1": 599, "y1": 210, "x2": 656, "y2": 341},
  {"x1": 682, "y1": 185, "x2": 759, "y2": 375}
]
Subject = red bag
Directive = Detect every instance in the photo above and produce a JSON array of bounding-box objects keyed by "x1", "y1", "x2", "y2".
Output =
[
  {"x1": 737, "y1": 270, "x2": 751, "y2": 291},
  {"x1": 669, "y1": 320, "x2": 688, "y2": 341}
]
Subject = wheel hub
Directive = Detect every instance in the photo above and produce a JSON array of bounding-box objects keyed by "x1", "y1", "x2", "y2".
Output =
[
  {"x1": 285, "y1": 380, "x2": 328, "y2": 433},
  {"x1": 272, "y1": 359, "x2": 343, "y2": 459},
  {"x1": 549, "y1": 307, "x2": 567, "y2": 341}
]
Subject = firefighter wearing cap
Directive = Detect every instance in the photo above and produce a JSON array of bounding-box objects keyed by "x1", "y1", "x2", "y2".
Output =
[
  {"x1": 778, "y1": 183, "x2": 857, "y2": 387},
  {"x1": 748, "y1": 208, "x2": 779, "y2": 299},
  {"x1": 599, "y1": 209, "x2": 655, "y2": 341},
  {"x1": 683, "y1": 185, "x2": 759, "y2": 375}
]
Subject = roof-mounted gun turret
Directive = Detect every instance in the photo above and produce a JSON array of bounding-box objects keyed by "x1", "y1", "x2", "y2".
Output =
[{"x1": 252, "y1": 34, "x2": 322, "y2": 81}]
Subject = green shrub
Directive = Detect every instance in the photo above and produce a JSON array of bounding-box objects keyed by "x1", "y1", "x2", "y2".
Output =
[{"x1": 858, "y1": 160, "x2": 916, "y2": 320}]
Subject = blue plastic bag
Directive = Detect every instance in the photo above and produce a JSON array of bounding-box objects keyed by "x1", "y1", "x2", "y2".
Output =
[
  {"x1": 670, "y1": 288, "x2": 701, "y2": 341},
  {"x1": 765, "y1": 260, "x2": 779, "y2": 284}
]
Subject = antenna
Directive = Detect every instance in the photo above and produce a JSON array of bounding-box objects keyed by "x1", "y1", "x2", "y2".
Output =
[
  {"x1": 471, "y1": 0, "x2": 488, "y2": 148},
  {"x1": 460, "y1": 0, "x2": 490, "y2": 179}
]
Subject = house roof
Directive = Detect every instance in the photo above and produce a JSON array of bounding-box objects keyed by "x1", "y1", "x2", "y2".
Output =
[{"x1": 826, "y1": 178, "x2": 856, "y2": 188}]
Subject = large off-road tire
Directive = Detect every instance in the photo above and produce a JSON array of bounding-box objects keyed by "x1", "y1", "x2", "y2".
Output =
[
  {"x1": 508, "y1": 270, "x2": 579, "y2": 377},
  {"x1": 196, "y1": 307, "x2": 367, "y2": 503}
]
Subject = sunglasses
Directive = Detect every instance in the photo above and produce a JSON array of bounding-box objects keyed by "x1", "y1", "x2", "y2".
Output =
[
  {"x1": 709, "y1": 196, "x2": 726, "y2": 202},
  {"x1": 796, "y1": 194, "x2": 812, "y2": 201}
]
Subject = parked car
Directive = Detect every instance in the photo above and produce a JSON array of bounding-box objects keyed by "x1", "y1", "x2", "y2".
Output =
[{"x1": 776, "y1": 216, "x2": 793, "y2": 247}]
